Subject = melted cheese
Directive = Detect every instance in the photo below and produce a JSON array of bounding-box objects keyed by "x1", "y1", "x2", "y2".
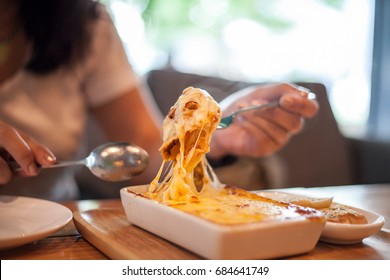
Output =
[
  {"x1": 168, "y1": 186, "x2": 322, "y2": 225},
  {"x1": 145, "y1": 87, "x2": 323, "y2": 225},
  {"x1": 148, "y1": 87, "x2": 222, "y2": 201}
]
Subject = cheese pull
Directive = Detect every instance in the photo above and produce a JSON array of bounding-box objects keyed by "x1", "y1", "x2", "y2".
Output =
[{"x1": 148, "y1": 87, "x2": 222, "y2": 202}]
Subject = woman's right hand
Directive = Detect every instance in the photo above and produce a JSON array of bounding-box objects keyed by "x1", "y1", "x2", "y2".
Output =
[{"x1": 0, "y1": 121, "x2": 56, "y2": 185}]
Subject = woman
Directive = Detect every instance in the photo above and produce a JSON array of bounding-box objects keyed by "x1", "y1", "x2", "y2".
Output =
[{"x1": 0, "y1": 0, "x2": 317, "y2": 201}]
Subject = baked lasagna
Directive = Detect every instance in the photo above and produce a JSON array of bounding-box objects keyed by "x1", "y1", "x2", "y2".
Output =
[{"x1": 144, "y1": 87, "x2": 323, "y2": 225}]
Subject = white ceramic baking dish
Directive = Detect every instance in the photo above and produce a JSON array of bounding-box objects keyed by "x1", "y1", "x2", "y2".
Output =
[{"x1": 120, "y1": 185, "x2": 326, "y2": 259}]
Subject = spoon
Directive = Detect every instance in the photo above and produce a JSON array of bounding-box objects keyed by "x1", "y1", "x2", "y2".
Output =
[
  {"x1": 8, "y1": 142, "x2": 149, "y2": 182},
  {"x1": 217, "y1": 92, "x2": 316, "y2": 129}
]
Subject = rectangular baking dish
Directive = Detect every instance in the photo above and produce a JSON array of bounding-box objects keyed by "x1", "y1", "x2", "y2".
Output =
[{"x1": 120, "y1": 185, "x2": 325, "y2": 259}]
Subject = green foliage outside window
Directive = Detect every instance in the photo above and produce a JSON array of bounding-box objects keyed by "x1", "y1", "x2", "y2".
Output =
[{"x1": 102, "y1": 0, "x2": 345, "y2": 50}]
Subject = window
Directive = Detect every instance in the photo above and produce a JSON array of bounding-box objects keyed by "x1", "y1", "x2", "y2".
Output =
[
  {"x1": 104, "y1": 0, "x2": 375, "y2": 136},
  {"x1": 369, "y1": 0, "x2": 390, "y2": 139}
]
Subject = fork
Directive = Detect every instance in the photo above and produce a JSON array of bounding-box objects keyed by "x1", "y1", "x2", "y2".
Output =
[{"x1": 217, "y1": 92, "x2": 316, "y2": 129}]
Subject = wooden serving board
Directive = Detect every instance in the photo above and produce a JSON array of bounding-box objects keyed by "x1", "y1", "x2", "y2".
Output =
[{"x1": 72, "y1": 208, "x2": 201, "y2": 260}]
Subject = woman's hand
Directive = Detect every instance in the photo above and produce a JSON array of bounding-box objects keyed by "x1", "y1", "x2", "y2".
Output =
[
  {"x1": 0, "y1": 121, "x2": 56, "y2": 185},
  {"x1": 209, "y1": 83, "x2": 319, "y2": 159}
]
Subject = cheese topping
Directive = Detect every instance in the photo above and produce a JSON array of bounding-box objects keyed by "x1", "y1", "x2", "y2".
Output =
[{"x1": 168, "y1": 186, "x2": 322, "y2": 225}]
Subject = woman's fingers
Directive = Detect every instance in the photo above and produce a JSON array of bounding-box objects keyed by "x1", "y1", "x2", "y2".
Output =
[
  {"x1": 0, "y1": 125, "x2": 38, "y2": 175},
  {"x1": 235, "y1": 117, "x2": 288, "y2": 156},
  {"x1": 22, "y1": 135, "x2": 56, "y2": 167},
  {"x1": 0, "y1": 122, "x2": 56, "y2": 185},
  {"x1": 250, "y1": 107, "x2": 304, "y2": 134},
  {"x1": 279, "y1": 93, "x2": 318, "y2": 118}
]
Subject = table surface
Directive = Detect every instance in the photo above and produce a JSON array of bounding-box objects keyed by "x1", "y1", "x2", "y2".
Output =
[{"x1": 1, "y1": 184, "x2": 389, "y2": 260}]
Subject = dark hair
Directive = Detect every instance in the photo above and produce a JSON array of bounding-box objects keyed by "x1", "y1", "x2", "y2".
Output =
[{"x1": 20, "y1": 0, "x2": 100, "y2": 74}]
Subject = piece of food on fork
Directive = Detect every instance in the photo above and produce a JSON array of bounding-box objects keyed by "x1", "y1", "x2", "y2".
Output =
[{"x1": 148, "y1": 87, "x2": 222, "y2": 201}]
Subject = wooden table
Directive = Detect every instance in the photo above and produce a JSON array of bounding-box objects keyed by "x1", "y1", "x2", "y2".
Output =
[{"x1": 1, "y1": 184, "x2": 389, "y2": 260}]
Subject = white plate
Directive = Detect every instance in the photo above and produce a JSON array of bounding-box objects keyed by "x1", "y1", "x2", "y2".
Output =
[
  {"x1": 120, "y1": 185, "x2": 326, "y2": 260},
  {"x1": 255, "y1": 190, "x2": 385, "y2": 245},
  {"x1": 0, "y1": 196, "x2": 73, "y2": 250},
  {"x1": 320, "y1": 206, "x2": 385, "y2": 244}
]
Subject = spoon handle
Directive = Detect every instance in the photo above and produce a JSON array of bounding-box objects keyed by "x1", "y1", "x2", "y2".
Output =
[
  {"x1": 8, "y1": 159, "x2": 86, "y2": 172},
  {"x1": 40, "y1": 160, "x2": 87, "y2": 169}
]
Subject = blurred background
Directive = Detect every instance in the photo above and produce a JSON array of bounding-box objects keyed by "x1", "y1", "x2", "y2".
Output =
[{"x1": 100, "y1": 0, "x2": 389, "y2": 140}]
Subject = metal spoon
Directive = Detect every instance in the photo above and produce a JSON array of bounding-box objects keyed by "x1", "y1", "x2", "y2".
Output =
[
  {"x1": 9, "y1": 142, "x2": 149, "y2": 182},
  {"x1": 217, "y1": 92, "x2": 316, "y2": 129}
]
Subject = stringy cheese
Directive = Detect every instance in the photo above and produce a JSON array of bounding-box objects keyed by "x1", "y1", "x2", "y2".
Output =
[
  {"x1": 144, "y1": 87, "x2": 323, "y2": 225},
  {"x1": 147, "y1": 87, "x2": 222, "y2": 202}
]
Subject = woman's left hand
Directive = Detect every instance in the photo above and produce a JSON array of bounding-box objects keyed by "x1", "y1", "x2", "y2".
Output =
[{"x1": 209, "y1": 83, "x2": 318, "y2": 159}]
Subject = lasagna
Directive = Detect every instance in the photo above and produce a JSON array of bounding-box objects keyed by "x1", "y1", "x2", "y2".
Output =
[
  {"x1": 145, "y1": 87, "x2": 323, "y2": 225},
  {"x1": 148, "y1": 87, "x2": 222, "y2": 202}
]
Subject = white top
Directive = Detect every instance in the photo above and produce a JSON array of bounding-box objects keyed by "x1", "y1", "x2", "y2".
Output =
[{"x1": 0, "y1": 8, "x2": 139, "y2": 201}]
